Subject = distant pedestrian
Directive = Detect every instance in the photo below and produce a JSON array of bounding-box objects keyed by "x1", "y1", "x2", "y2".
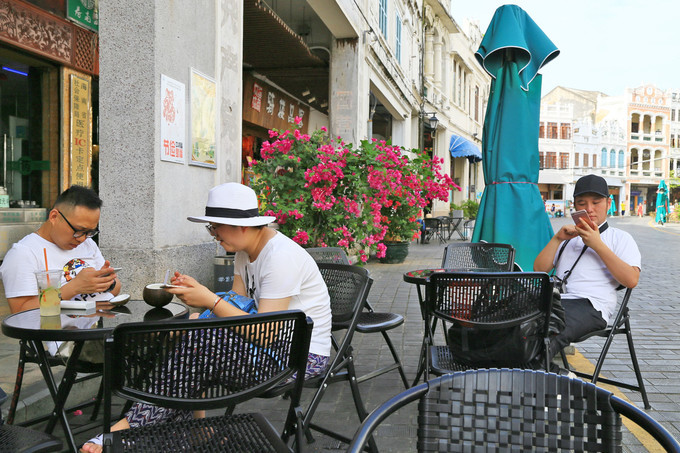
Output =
[
  {"x1": 637, "y1": 202, "x2": 643, "y2": 217},
  {"x1": 620, "y1": 200, "x2": 626, "y2": 216}
]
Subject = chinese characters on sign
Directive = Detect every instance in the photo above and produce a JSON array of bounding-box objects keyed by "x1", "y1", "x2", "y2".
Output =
[
  {"x1": 67, "y1": 0, "x2": 99, "y2": 32},
  {"x1": 70, "y1": 74, "x2": 91, "y2": 187},
  {"x1": 242, "y1": 73, "x2": 310, "y2": 134},
  {"x1": 160, "y1": 74, "x2": 186, "y2": 164},
  {"x1": 251, "y1": 83, "x2": 263, "y2": 112}
]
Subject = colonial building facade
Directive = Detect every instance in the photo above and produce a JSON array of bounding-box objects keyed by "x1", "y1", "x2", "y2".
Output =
[{"x1": 539, "y1": 84, "x2": 673, "y2": 216}]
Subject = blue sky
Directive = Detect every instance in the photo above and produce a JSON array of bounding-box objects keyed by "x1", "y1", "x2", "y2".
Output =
[{"x1": 449, "y1": 0, "x2": 680, "y2": 96}]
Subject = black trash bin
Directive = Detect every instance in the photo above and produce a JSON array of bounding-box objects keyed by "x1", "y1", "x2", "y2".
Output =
[{"x1": 214, "y1": 253, "x2": 235, "y2": 293}]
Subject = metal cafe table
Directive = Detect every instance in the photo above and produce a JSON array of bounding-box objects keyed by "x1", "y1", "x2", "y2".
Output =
[{"x1": 1, "y1": 301, "x2": 188, "y2": 452}]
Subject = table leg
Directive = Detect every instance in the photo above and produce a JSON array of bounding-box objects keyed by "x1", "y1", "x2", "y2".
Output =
[
  {"x1": 412, "y1": 283, "x2": 438, "y2": 387},
  {"x1": 32, "y1": 339, "x2": 84, "y2": 453}
]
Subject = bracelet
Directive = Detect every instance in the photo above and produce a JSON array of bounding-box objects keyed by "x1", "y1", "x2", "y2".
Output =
[{"x1": 211, "y1": 296, "x2": 223, "y2": 313}]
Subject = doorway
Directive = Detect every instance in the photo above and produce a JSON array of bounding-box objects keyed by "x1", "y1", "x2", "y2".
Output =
[{"x1": 0, "y1": 46, "x2": 59, "y2": 208}]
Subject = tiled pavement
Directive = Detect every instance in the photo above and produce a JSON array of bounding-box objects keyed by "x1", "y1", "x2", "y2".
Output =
[{"x1": 1, "y1": 216, "x2": 678, "y2": 452}]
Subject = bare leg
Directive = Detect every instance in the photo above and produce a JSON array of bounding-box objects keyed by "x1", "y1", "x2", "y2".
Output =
[{"x1": 80, "y1": 418, "x2": 130, "y2": 453}]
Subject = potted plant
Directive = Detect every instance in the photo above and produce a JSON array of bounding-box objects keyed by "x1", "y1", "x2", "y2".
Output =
[
  {"x1": 250, "y1": 119, "x2": 457, "y2": 264},
  {"x1": 362, "y1": 141, "x2": 456, "y2": 263},
  {"x1": 251, "y1": 120, "x2": 380, "y2": 263}
]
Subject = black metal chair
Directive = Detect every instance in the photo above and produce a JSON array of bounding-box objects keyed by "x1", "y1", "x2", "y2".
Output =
[
  {"x1": 448, "y1": 210, "x2": 465, "y2": 240},
  {"x1": 441, "y1": 242, "x2": 515, "y2": 270},
  {"x1": 305, "y1": 247, "x2": 409, "y2": 388},
  {"x1": 102, "y1": 311, "x2": 313, "y2": 452},
  {"x1": 421, "y1": 218, "x2": 445, "y2": 244},
  {"x1": 347, "y1": 369, "x2": 680, "y2": 452},
  {"x1": 0, "y1": 387, "x2": 63, "y2": 453},
  {"x1": 560, "y1": 287, "x2": 651, "y2": 409},
  {"x1": 425, "y1": 272, "x2": 553, "y2": 380},
  {"x1": 7, "y1": 339, "x2": 104, "y2": 426},
  {"x1": 264, "y1": 263, "x2": 377, "y2": 451}
]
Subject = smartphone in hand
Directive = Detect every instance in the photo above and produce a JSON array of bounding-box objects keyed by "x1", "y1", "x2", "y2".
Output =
[
  {"x1": 102, "y1": 267, "x2": 122, "y2": 277},
  {"x1": 572, "y1": 210, "x2": 589, "y2": 226}
]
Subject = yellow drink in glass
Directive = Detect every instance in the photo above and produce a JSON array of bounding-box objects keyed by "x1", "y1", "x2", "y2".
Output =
[
  {"x1": 39, "y1": 286, "x2": 61, "y2": 316},
  {"x1": 35, "y1": 270, "x2": 63, "y2": 317},
  {"x1": 40, "y1": 315, "x2": 62, "y2": 330}
]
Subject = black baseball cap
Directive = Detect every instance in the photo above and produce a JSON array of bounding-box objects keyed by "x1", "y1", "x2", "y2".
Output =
[{"x1": 574, "y1": 174, "x2": 608, "y2": 198}]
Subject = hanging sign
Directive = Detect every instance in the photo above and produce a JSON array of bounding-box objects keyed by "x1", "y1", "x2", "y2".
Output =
[
  {"x1": 67, "y1": 0, "x2": 99, "y2": 32},
  {"x1": 160, "y1": 74, "x2": 186, "y2": 164},
  {"x1": 70, "y1": 74, "x2": 91, "y2": 187}
]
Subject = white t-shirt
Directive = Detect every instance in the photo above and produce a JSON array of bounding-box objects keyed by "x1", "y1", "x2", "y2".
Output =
[
  {"x1": 0, "y1": 233, "x2": 113, "y2": 302},
  {"x1": 234, "y1": 232, "x2": 332, "y2": 356},
  {"x1": 553, "y1": 224, "x2": 641, "y2": 322}
]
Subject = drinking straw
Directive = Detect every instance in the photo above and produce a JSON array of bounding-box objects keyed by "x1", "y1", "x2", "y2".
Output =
[
  {"x1": 163, "y1": 269, "x2": 171, "y2": 286},
  {"x1": 43, "y1": 248, "x2": 50, "y2": 285}
]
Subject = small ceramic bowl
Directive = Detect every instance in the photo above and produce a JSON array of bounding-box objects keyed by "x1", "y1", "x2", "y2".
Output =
[{"x1": 142, "y1": 283, "x2": 173, "y2": 308}]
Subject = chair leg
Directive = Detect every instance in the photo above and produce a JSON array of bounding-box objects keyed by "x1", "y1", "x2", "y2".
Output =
[
  {"x1": 89, "y1": 377, "x2": 104, "y2": 421},
  {"x1": 380, "y1": 331, "x2": 409, "y2": 389},
  {"x1": 560, "y1": 348, "x2": 570, "y2": 370},
  {"x1": 7, "y1": 340, "x2": 29, "y2": 425},
  {"x1": 624, "y1": 320, "x2": 651, "y2": 409},
  {"x1": 345, "y1": 353, "x2": 378, "y2": 453}
]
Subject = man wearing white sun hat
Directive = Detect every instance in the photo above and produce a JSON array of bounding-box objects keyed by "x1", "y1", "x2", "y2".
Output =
[{"x1": 82, "y1": 183, "x2": 331, "y2": 452}]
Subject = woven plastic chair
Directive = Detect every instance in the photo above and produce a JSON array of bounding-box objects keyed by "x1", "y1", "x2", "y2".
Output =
[
  {"x1": 347, "y1": 369, "x2": 680, "y2": 452},
  {"x1": 305, "y1": 247, "x2": 409, "y2": 388},
  {"x1": 560, "y1": 287, "x2": 650, "y2": 409},
  {"x1": 441, "y1": 242, "x2": 515, "y2": 270},
  {"x1": 425, "y1": 272, "x2": 553, "y2": 379},
  {"x1": 102, "y1": 311, "x2": 313, "y2": 452},
  {"x1": 0, "y1": 387, "x2": 63, "y2": 453}
]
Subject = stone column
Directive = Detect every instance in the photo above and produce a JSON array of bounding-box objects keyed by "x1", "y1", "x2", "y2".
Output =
[
  {"x1": 424, "y1": 31, "x2": 434, "y2": 79},
  {"x1": 98, "y1": 0, "x2": 243, "y2": 296},
  {"x1": 433, "y1": 40, "x2": 442, "y2": 89},
  {"x1": 329, "y1": 37, "x2": 364, "y2": 145}
]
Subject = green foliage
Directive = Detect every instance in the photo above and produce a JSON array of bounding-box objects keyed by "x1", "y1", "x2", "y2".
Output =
[
  {"x1": 450, "y1": 199, "x2": 480, "y2": 219},
  {"x1": 250, "y1": 121, "x2": 458, "y2": 262}
]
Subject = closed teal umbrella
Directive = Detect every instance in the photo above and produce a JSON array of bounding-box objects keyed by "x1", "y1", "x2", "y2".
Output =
[
  {"x1": 656, "y1": 180, "x2": 669, "y2": 224},
  {"x1": 472, "y1": 5, "x2": 559, "y2": 271},
  {"x1": 607, "y1": 195, "x2": 616, "y2": 216}
]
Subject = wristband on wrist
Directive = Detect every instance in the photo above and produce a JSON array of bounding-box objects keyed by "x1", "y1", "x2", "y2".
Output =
[
  {"x1": 211, "y1": 296, "x2": 223, "y2": 313},
  {"x1": 105, "y1": 279, "x2": 117, "y2": 293}
]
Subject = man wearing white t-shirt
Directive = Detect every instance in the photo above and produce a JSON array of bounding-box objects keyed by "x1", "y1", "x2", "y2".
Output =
[
  {"x1": 534, "y1": 174, "x2": 641, "y2": 360},
  {"x1": 0, "y1": 185, "x2": 121, "y2": 314}
]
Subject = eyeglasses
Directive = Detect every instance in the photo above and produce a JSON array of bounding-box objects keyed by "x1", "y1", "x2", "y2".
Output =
[
  {"x1": 205, "y1": 224, "x2": 218, "y2": 237},
  {"x1": 57, "y1": 210, "x2": 99, "y2": 239}
]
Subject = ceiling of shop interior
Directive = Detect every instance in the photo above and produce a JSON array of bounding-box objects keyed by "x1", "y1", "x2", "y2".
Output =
[{"x1": 243, "y1": 0, "x2": 331, "y2": 113}]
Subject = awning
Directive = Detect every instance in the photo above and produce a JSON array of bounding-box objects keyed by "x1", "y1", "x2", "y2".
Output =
[{"x1": 449, "y1": 134, "x2": 482, "y2": 162}]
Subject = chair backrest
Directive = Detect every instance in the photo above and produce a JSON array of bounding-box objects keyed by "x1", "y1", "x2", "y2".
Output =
[
  {"x1": 103, "y1": 310, "x2": 312, "y2": 426},
  {"x1": 316, "y1": 263, "x2": 371, "y2": 327},
  {"x1": 423, "y1": 218, "x2": 440, "y2": 229},
  {"x1": 441, "y1": 242, "x2": 515, "y2": 271},
  {"x1": 348, "y1": 369, "x2": 680, "y2": 452},
  {"x1": 305, "y1": 247, "x2": 351, "y2": 265},
  {"x1": 428, "y1": 271, "x2": 552, "y2": 368}
]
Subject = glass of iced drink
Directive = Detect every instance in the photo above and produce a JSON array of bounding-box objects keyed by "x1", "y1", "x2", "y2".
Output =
[
  {"x1": 34, "y1": 270, "x2": 63, "y2": 317},
  {"x1": 40, "y1": 315, "x2": 62, "y2": 330}
]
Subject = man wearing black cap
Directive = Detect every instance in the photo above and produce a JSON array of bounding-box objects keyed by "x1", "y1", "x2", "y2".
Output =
[{"x1": 534, "y1": 174, "x2": 641, "y2": 362}]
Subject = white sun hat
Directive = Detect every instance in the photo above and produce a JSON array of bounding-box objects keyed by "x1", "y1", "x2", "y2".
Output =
[{"x1": 187, "y1": 183, "x2": 276, "y2": 227}]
